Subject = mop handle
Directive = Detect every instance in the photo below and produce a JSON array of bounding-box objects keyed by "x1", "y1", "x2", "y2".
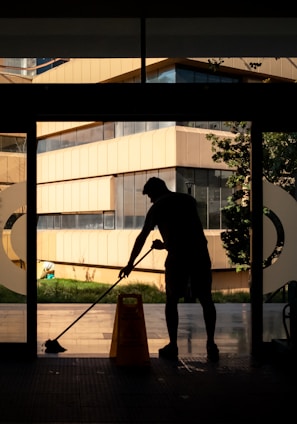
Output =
[{"x1": 54, "y1": 247, "x2": 153, "y2": 341}]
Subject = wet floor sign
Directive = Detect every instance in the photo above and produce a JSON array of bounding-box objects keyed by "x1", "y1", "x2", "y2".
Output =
[{"x1": 109, "y1": 293, "x2": 150, "y2": 367}]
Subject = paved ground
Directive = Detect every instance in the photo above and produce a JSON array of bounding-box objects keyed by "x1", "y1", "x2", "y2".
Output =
[
  {"x1": 36, "y1": 303, "x2": 287, "y2": 358},
  {"x1": 0, "y1": 353, "x2": 295, "y2": 423},
  {"x1": 0, "y1": 303, "x2": 296, "y2": 423}
]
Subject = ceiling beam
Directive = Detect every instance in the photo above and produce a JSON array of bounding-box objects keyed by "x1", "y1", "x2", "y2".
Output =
[
  {"x1": 1, "y1": 18, "x2": 297, "y2": 57},
  {"x1": 1, "y1": 83, "x2": 297, "y2": 132}
]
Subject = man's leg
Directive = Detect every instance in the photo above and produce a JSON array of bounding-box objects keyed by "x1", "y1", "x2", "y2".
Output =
[
  {"x1": 159, "y1": 258, "x2": 182, "y2": 360},
  {"x1": 200, "y1": 293, "x2": 220, "y2": 362},
  {"x1": 159, "y1": 294, "x2": 179, "y2": 359},
  {"x1": 165, "y1": 295, "x2": 179, "y2": 347},
  {"x1": 200, "y1": 294, "x2": 217, "y2": 344}
]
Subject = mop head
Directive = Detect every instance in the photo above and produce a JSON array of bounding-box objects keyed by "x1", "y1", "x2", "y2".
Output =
[{"x1": 45, "y1": 339, "x2": 67, "y2": 353}]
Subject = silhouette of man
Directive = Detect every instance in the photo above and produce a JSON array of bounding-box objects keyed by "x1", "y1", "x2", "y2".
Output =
[{"x1": 119, "y1": 177, "x2": 219, "y2": 362}]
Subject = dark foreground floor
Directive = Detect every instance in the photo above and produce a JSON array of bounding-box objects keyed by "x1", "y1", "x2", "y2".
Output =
[{"x1": 0, "y1": 352, "x2": 295, "y2": 424}]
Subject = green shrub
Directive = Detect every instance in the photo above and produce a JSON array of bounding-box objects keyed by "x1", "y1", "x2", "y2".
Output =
[
  {"x1": 36, "y1": 279, "x2": 167, "y2": 303},
  {"x1": 0, "y1": 279, "x2": 288, "y2": 304},
  {"x1": 0, "y1": 284, "x2": 26, "y2": 303},
  {"x1": 212, "y1": 290, "x2": 251, "y2": 303}
]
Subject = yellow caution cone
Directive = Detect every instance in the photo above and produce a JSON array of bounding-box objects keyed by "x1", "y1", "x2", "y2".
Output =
[{"x1": 110, "y1": 293, "x2": 150, "y2": 367}]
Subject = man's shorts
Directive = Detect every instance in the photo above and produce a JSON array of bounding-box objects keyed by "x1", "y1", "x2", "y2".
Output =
[{"x1": 165, "y1": 254, "x2": 212, "y2": 299}]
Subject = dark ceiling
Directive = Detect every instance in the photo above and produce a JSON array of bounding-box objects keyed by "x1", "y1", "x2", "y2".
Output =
[
  {"x1": 1, "y1": 3, "x2": 296, "y2": 18},
  {"x1": 1, "y1": 6, "x2": 297, "y2": 131}
]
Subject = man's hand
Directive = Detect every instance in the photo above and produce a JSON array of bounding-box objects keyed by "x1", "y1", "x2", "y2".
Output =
[
  {"x1": 119, "y1": 241, "x2": 163, "y2": 279},
  {"x1": 118, "y1": 263, "x2": 134, "y2": 279},
  {"x1": 151, "y1": 239, "x2": 165, "y2": 250}
]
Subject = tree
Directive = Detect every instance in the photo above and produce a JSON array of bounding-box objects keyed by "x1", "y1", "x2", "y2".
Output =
[{"x1": 206, "y1": 122, "x2": 297, "y2": 271}]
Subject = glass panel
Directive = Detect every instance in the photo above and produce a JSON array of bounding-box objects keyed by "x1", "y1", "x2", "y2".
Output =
[
  {"x1": 135, "y1": 173, "x2": 147, "y2": 228},
  {"x1": 209, "y1": 121, "x2": 221, "y2": 130},
  {"x1": 159, "y1": 121, "x2": 175, "y2": 128},
  {"x1": 0, "y1": 134, "x2": 26, "y2": 152},
  {"x1": 37, "y1": 215, "x2": 54, "y2": 229},
  {"x1": 146, "y1": 122, "x2": 159, "y2": 131},
  {"x1": 0, "y1": 133, "x2": 27, "y2": 343},
  {"x1": 116, "y1": 174, "x2": 124, "y2": 229},
  {"x1": 103, "y1": 122, "x2": 115, "y2": 140},
  {"x1": 143, "y1": 169, "x2": 159, "y2": 213},
  {"x1": 123, "y1": 174, "x2": 134, "y2": 228},
  {"x1": 36, "y1": 138, "x2": 47, "y2": 153},
  {"x1": 195, "y1": 169, "x2": 208, "y2": 228},
  {"x1": 159, "y1": 168, "x2": 176, "y2": 192},
  {"x1": 103, "y1": 212, "x2": 115, "y2": 230},
  {"x1": 60, "y1": 130, "x2": 76, "y2": 149},
  {"x1": 209, "y1": 170, "x2": 221, "y2": 229},
  {"x1": 208, "y1": 73, "x2": 221, "y2": 83},
  {"x1": 134, "y1": 121, "x2": 146, "y2": 133},
  {"x1": 147, "y1": 66, "x2": 176, "y2": 83},
  {"x1": 115, "y1": 122, "x2": 124, "y2": 138},
  {"x1": 195, "y1": 121, "x2": 208, "y2": 129},
  {"x1": 77, "y1": 124, "x2": 103, "y2": 145},
  {"x1": 221, "y1": 170, "x2": 233, "y2": 228},
  {"x1": 77, "y1": 214, "x2": 103, "y2": 229},
  {"x1": 54, "y1": 215, "x2": 61, "y2": 229},
  {"x1": 176, "y1": 67, "x2": 195, "y2": 83},
  {"x1": 39, "y1": 134, "x2": 61, "y2": 152},
  {"x1": 123, "y1": 121, "x2": 135, "y2": 136},
  {"x1": 61, "y1": 214, "x2": 75, "y2": 229},
  {"x1": 194, "y1": 72, "x2": 208, "y2": 83}
]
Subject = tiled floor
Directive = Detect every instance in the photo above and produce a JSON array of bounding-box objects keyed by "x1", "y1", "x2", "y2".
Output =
[
  {"x1": 36, "y1": 302, "x2": 287, "y2": 358},
  {"x1": 0, "y1": 302, "x2": 295, "y2": 423}
]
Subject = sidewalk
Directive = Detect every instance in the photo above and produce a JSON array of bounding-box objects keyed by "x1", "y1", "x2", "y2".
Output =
[{"x1": 37, "y1": 303, "x2": 287, "y2": 357}]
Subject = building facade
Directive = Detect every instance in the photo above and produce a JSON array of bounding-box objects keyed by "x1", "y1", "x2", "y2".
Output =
[{"x1": 5, "y1": 57, "x2": 297, "y2": 293}]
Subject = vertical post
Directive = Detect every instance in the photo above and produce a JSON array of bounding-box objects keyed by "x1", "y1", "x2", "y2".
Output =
[
  {"x1": 250, "y1": 121, "x2": 264, "y2": 362},
  {"x1": 185, "y1": 179, "x2": 195, "y2": 303},
  {"x1": 140, "y1": 18, "x2": 146, "y2": 84},
  {"x1": 26, "y1": 121, "x2": 37, "y2": 359}
]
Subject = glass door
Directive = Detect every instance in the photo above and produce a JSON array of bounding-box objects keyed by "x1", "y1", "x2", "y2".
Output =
[{"x1": 0, "y1": 126, "x2": 36, "y2": 358}]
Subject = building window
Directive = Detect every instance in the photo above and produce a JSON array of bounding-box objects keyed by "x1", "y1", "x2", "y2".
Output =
[
  {"x1": 116, "y1": 168, "x2": 232, "y2": 230},
  {"x1": 103, "y1": 212, "x2": 115, "y2": 230},
  {"x1": 37, "y1": 213, "x2": 113, "y2": 230},
  {"x1": 176, "y1": 167, "x2": 233, "y2": 229},
  {"x1": 37, "y1": 118, "x2": 235, "y2": 154},
  {"x1": 0, "y1": 134, "x2": 27, "y2": 152},
  {"x1": 175, "y1": 65, "x2": 240, "y2": 84},
  {"x1": 36, "y1": 64, "x2": 241, "y2": 154},
  {"x1": 37, "y1": 168, "x2": 232, "y2": 231}
]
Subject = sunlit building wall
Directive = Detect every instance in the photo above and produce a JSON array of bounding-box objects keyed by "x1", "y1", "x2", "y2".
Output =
[{"x1": 4, "y1": 57, "x2": 297, "y2": 292}]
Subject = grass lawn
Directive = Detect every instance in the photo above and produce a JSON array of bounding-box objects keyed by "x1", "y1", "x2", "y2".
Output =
[{"x1": 0, "y1": 278, "x2": 287, "y2": 303}]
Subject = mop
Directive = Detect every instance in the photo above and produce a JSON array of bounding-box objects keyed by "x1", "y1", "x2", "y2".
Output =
[{"x1": 44, "y1": 247, "x2": 153, "y2": 353}]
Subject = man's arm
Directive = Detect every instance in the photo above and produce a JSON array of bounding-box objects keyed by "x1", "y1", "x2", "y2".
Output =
[{"x1": 118, "y1": 226, "x2": 151, "y2": 278}]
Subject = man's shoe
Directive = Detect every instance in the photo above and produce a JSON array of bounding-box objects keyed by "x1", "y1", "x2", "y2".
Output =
[
  {"x1": 159, "y1": 343, "x2": 178, "y2": 360},
  {"x1": 207, "y1": 342, "x2": 219, "y2": 362}
]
